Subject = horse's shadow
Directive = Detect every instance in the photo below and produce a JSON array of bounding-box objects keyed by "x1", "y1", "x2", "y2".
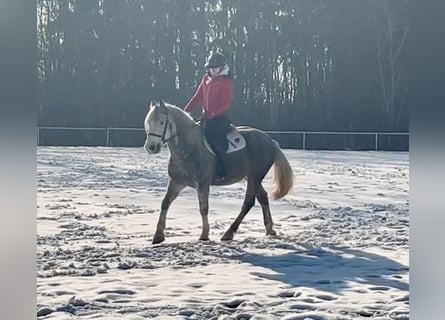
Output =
[{"x1": 237, "y1": 245, "x2": 409, "y2": 294}]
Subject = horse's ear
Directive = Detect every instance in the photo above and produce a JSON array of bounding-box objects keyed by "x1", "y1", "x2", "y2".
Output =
[
  {"x1": 149, "y1": 100, "x2": 155, "y2": 110},
  {"x1": 159, "y1": 100, "x2": 166, "y2": 109}
]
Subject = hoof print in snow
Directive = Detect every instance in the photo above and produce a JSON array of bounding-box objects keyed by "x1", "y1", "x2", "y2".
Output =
[
  {"x1": 37, "y1": 307, "x2": 54, "y2": 317},
  {"x1": 222, "y1": 298, "x2": 245, "y2": 308}
]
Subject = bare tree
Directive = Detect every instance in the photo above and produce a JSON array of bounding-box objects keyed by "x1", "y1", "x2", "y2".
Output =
[
  {"x1": 375, "y1": 0, "x2": 409, "y2": 128},
  {"x1": 37, "y1": 0, "x2": 408, "y2": 135}
]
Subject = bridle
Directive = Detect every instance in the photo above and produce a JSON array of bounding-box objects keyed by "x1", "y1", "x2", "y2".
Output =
[{"x1": 146, "y1": 109, "x2": 176, "y2": 144}]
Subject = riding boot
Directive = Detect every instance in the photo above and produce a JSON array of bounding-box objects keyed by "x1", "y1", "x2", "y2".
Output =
[{"x1": 214, "y1": 153, "x2": 226, "y2": 180}]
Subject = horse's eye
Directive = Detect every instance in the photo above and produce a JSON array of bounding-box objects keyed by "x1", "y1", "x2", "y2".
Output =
[{"x1": 160, "y1": 121, "x2": 164, "y2": 125}]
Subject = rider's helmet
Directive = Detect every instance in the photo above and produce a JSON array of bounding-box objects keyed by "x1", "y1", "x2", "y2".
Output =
[{"x1": 205, "y1": 52, "x2": 226, "y2": 69}]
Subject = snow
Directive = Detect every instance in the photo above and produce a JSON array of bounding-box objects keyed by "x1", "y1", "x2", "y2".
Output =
[{"x1": 37, "y1": 147, "x2": 409, "y2": 319}]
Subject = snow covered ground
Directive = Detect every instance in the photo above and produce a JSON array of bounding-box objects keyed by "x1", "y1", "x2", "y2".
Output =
[{"x1": 37, "y1": 147, "x2": 409, "y2": 319}]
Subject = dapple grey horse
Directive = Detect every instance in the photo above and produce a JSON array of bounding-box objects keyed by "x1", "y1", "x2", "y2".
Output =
[{"x1": 144, "y1": 101, "x2": 294, "y2": 244}]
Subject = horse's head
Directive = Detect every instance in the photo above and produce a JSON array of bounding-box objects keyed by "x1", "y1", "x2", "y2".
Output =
[{"x1": 144, "y1": 100, "x2": 173, "y2": 154}]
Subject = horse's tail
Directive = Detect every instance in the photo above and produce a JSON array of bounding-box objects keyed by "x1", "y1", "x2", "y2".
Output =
[{"x1": 270, "y1": 140, "x2": 294, "y2": 200}]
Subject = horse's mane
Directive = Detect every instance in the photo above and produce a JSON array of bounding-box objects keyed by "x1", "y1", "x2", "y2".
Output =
[{"x1": 165, "y1": 103, "x2": 196, "y2": 126}]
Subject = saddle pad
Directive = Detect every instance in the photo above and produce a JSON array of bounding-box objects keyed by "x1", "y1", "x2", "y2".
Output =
[
  {"x1": 203, "y1": 128, "x2": 246, "y2": 155},
  {"x1": 226, "y1": 129, "x2": 246, "y2": 153}
]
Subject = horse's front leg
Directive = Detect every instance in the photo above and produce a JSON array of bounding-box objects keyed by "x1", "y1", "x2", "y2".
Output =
[
  {"x1": 153, "y1": 179, "x2": 185, "y2": 244},
  {"x1": 197, "y1": 184, "x2": 210, "y2": 241}
]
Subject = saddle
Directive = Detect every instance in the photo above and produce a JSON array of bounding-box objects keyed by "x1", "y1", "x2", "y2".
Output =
[{"x1": 202, "y1": 124, "x2": 246, "y2": 154}]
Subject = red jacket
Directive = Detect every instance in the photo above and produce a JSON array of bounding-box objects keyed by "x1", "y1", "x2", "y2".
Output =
[{"x1": 184, "y1": 74, "x2": 233, "y2": 119}]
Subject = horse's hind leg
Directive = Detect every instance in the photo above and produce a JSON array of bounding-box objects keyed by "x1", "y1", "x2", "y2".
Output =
[
  {"x1": 256, "y1": 184, "x2": 277, "y2": 236},
  {"x1": 221, "y1": 178, "x2": 259, "y2": 241},
  {"x1": 197, "y1": 184, "x2": 210, "y2": 241},
  {"x1": 153, "y1": 179, "x2": 185, "y2": 244}
]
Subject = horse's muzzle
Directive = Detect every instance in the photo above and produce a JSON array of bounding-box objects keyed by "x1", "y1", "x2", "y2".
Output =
[{"x1": 144, "y1": 141, "x2": 161, "y2": 154}]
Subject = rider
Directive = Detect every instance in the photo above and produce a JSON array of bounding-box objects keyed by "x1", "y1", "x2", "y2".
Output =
[{"x1": 184, "y1": 51, "x2": 234, "y2": 181}]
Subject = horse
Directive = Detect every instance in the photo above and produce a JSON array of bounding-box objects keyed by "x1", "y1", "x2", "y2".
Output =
[{"x1": 144, "y1": 100, "x2": 294, "y2": 244}]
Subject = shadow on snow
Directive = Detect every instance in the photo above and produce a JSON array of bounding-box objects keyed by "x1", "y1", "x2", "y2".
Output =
[{"x1": 237, "y1": 246, "x2": 408, "y2": 294}]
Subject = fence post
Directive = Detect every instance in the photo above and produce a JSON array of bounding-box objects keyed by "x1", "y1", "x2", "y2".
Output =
[
  {"x1": 375, "y1": 134, "x2": 378, "y2": 151},
  {"x1": 302, "y1": 132, "x2": 306, "y2": 150},
  {"x1": 106, "y1": 128, "x2": 110, "y2": 147},
  {"x1": 37, "y1": 127, "x2": 40, "y2": 146}
]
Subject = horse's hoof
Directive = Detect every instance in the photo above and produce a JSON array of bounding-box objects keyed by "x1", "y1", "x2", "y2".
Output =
[
  {"x1": 152, "y1": 234, "x2": 165, "y2": 244},
  {"x1": 267, "y1": 229, "x2": 277, "y2": 236},
  {"x1": 199, "y1": 236, "x2": 209, "y2": 241},
  {"x1": 221, "y1": 232, "x2": 234, "y2": 241}
]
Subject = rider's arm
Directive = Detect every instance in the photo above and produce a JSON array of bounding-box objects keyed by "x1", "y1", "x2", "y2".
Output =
[{"x1": 184, "y1": 75, "x2": 205, "y2": 113}]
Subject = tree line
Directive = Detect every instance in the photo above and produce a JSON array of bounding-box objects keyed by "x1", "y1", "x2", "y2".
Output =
[{"x1": 37, "y1": 0, "x2": 409, "y2": 132}]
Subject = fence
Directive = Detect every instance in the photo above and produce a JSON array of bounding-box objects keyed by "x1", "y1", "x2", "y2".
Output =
[{"x1": 37, "y1": 127, "x2": 409, "y2": 151}]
